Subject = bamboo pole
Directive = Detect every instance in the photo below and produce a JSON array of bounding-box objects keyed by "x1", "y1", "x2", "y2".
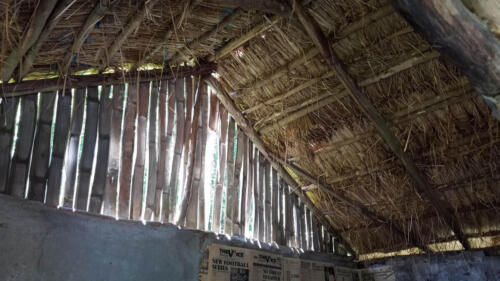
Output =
[
  {"x1": 252, "y1": 146, "x2": 259, "y2": 239},
  {"x1": 244, "y1": 141, "x2": 254, "y2": 236},
  {"x1": 160, "y1": 80, "x2": 176, "y2": 222},
  {"x1": 299, "y1": 201, "x2": 307, "y2": 249},
  {"x1": 212, "y1": 107, "x2": 228, "y2": 232},
  {"x1": 155, "y1": 81, "x2": 168, "y2": 220},
  {"x1": 144, "y1": 81, "x2": 159, "y2": 220},
  {"x1": 258, "y1": 152, "x2": 265, "y2": 241},
  {"x1": 291, "y1": 194, "x2": 300, "y2": 248},
  {"x1": 284, "y1": 184, "x2": 293, "y2": 246},
  {"x1": 224, "y1": 117, "x2": 236, "y2": 234},
  {"x1": 167, "y1": 78, "x2": 185, "y2": 221},
  {"x1": 102, "y1": 85, "x2": 124, "y2": 217},
  {"x1": 89, "y1": 85, "x2": 112, "y2": 214},
  {"x1": 305, "y1": 207, "x2": 313, "y2": 250},
  {"x1": 208, "y1": 91, "x2": 219, "y2": 131},
  {"x1": 197, "y1": 85, "x2": 209, "y2": 230},
  {"x1": 46, "y1": 90, "x2": 71, "y2": 207},
  {"x1": 236, "y1": 132, "x2": 248, "y2": 235},
  {"x1": 271, "y1": 168, "x2": 279, "y2": 242},
  {"x1": 75, "y1": 86, "x2": 99, "y2": 211},
  {"x1": 232, "y1": 129, "x2": 245, "y2": 235},
  {"x1": 264, "y1": 158, "x2": 271, "y2": 242},
  {"x1": 312, "y1": 216, "x2": 320, "y2": 252},
  {"x1": 28, "y1": 92, "x2": 55, "y2": 201},
  {"x1": 62, "y1": 88, "x2": 85, "y2": 208},
  {"x1": 183, "y1": 77, "x2": 194, "y2": 182},
  {"x1": 8, "y1": 94, "x2": 37, "y2": 198},
  {"x1": 131, "y1": 82, "x2": 150, "y2": 219},
  {"x1": 0, "y1": 97, "x2": 19, "y2": 193},
  {"x1": 119, "y1": 82, "x2": 138, "y2": 219},
  {"x1": 278, "y1": 176, "x2": 285, "y2": 245}
]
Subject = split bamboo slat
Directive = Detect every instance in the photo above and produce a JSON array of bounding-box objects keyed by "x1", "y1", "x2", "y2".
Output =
[
  {"x1": 131, "y1": 82, "x2": 150, "y2": 220},
  {"x1": 197, "y1": 88, "x2": 208, "y2": 230},
  {"x1": 233, "y1": 130, "x2": 246, "y2": 235},
  {"x1": 284, "y1": 184, "x2": 294, "y2": 246},
  {"x1": 102, "y1": 85, "x2": 124, "y2": 217},
  {"x1": 9, "y1": 94, "x2": 37, "y2": 198},
  {"x1": 28, "y1": 92, "x2": 55, "y2": 201},
  {"x1": 306, "y1": 207, "x2": 313, "y2": 250},
  {"x1": 167, "y1": 78, "x2": 185, "y2": 222},
  {"x1": 89, "y1": 85, "x2": 111, "y2": 214},
  {"x1": 292, "y1": 194, "x2": 301, "y2": 248},
  {"x1": 258, "y1": 152, "x2": 265, "y2": 241},
  {"x1": 145, "y1": 81, "x2": 159, "y2": 220},
  {"x1": 119, "y1": 83, "x2": 138, "y2": 219},
  {"x1": 46, "y1": 90, "x2": 71, "y2": 207},
  {"x1": 75, "y1": 86, "x2": 99, "y2": 211},
  {"x1": 213, "y1": 107, "x2": 228, "y2": 232},
  {"x1": 155, "y1": 81, "x2": 168, "y2": 220},
  {"x1": 160, "y1": 80, "x2": 176, "y2": 222},
  {"x1": 183, "y1": 77, "x2": 194, "y2": 185},
  {"x1": 278, "y1": 176, "x2": 285, "y2": 245},
  {"x1": 208, "y1": 91, "x2": 218, "y2": 131},
  {"x1": 0, "y1": 97, "x2": 19, "y2": 193},
  {"x1": 63, "y1": 88, "x2": 85, "y2": 208},
  {"x1": 180, "y1": 77, "x2": 202, "y2": 227},
  {"x1": 299, "y1": 201, "x2": 307, "y2": 249},
  {"x1": 312, "y1": 216, "x2": 320, "y2": 252},
  {"x1": 271, "y1": 168, "x2": 279, "y2": 243},
  {"x1": 264, "y1": 159, "x2": 271, "y2": 242},
  {"x1": 252, "y1": 146, "x2": 259, "y2": 240},
  {"x1": 245, "y1": 140, "x2": 254, "y2": 235},
  {"x1": 224, "y1": 117, "x2": 236, "y2": 234}
]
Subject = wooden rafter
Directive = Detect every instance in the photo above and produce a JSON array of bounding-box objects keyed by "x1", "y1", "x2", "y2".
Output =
[
  {"x1": 206, "y1": 77, "x2": 357, "y2": 256},
  {"x1": 201, "y1": 0, "x2": 291, "y2": 15},
  {"x1": 389, "y1": 0, "x2": 500, "y2": 120},
  {"x1": 292, "y1": 0, "x2": 471, "y2": 250},
  {"x1": 61, "y1": 0, "x2": 118, "y2": 75}
]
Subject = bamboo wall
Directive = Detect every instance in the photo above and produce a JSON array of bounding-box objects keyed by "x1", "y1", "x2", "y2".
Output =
[{"x1": 0, "y1": 77, "x2": 338, "y2": 253}]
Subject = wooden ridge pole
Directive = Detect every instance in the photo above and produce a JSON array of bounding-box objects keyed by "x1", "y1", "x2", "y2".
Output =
[
  {"x1": 292, "y1": 0, "x2": 470, "y2": 250},
  {"x1": 206, "y1": 77, "x2": 357, "y2": 255}
]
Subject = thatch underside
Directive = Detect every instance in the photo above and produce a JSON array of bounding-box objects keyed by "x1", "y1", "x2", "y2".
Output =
[{"x1": 1, "y1": 0, "x2": 499, "y2": 257}]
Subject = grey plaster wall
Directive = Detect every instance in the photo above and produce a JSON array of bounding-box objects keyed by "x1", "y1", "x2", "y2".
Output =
[
  {"x1": 366, "y1": 251, "x2": 500, "y2": 281},
  {"x1": 0, "y1": 195, "x2": 354, "y2": 281}
]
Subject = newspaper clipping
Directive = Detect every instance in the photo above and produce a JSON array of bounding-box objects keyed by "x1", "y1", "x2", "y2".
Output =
[
  {"x1": 207, "y1": 244, "x2": 251, "y2": 281},
  {"x1": 359, "y1": 266, "x2": 395, "y2": 281},
  {"x1": 250, "y1": 250, "x2": 282, "y2": 281},
  {"x1": 283, "y1": 258, "x2": 301, "y2": 281},
  {"x1": 300, "y1": 260, "x2": 337, "y2": 281}
]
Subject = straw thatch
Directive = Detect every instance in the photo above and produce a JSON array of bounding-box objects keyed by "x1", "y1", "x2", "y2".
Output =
[{"x1": 1, "y1": 0, "x2": 499, "y2": 258}]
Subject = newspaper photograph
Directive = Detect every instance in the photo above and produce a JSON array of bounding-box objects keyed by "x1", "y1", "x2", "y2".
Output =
[
  {"x1": 250, "y1": 250, "x2": 282, "y2": 281},
  {"x1": 207, "y1": 244, "x2": 251, "y2": 281},
  {"x1": 282, "y1": 257, "x2": 301, "y2": 281}
]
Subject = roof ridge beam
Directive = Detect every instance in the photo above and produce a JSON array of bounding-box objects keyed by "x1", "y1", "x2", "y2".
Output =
[{"x1": 292, "y1": 0, "x2": 471, "y2": 250}]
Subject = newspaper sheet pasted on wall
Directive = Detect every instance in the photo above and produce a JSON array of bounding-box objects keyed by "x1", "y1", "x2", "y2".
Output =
[
  {"x1": 207, "y1": 244, "x2": 251, "y2": 281},
  {"x1": 199, "y1": 246, "x2": 210, "y2": 281},
  {"x1": 250, "y1": 249, "x2": 282, "y2": 281},
  {"x1": 335, "y1": 266, "x2": 360, "y2": 281},
  {"x1": 300, "y1": 260, "x2": 337, "y2": 281},
  {"x1": 359, "y1": 266, "x2": 395, "y2": 281},
  {"x1": 283, "y1": 257, "x2": 301, "y2": 281}
]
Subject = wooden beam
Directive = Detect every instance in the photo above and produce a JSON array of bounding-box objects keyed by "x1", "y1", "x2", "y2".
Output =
[
  {"x1": 389, "y1": 0, "x2": 500, "y2": 120},
  {"x1": 0, "y1": 64, "x2": 215, "y2": 97},
  {"x1": 292, "y1": 0, "x2": 471, "y2": 250},
  {"x1": 206, "y1": 77, "x2": 357, "y2": 255},
  {"x1": 1, "y1": 0, "x2": 59, "y2": 82},
  {"x1": 201, "y1": 0, "x2": 291, "y2": 15},
  {"x1": 19, "y1": 0, "x2": 78, "y2": 79},
  {"x1": 61, "y1": 0, "x2": 117, "y2": 75},
  {"x1": 99, "y1": 0, "x2": 160, "y2": 71}
]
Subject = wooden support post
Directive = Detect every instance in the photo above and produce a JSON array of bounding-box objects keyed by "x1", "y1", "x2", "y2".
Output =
[
  {"x1": 264, "y1": 159, "x2": 272, "y2": 242},
  {"x1": 0, "y1": 97, "x2": 19, "y2": 193},
  {"x1": 293, "y1": 0, "x2": 470, "y2": 250},
  {"x1": 271, "y1": 168, "x2": 279, "y2": 242},
  {"x1": 102, "y1": 85, "x2": 124, "y2": 217},
  {"x1": 63, "y1": 88, "x2": 85, "y2": 208},
  {"x1": 1, "y1": 0, "x2": 58, "y2": 82},
  {"x1": 9, "y1": 95, "x2": 37, "y2": 198},
  {"x1": 89, "y1": 86, "x2": 112, "y2": 214},
  {"x1": 75, "y1": 86, "x2": 99, "y2": 211},
  {"x1": 167, "y1": 78, "x2": 185, "y2": 221},
  {"x1": 144, "y1": 82, "x2": 159, "y2": 220},
  {"x1": 212, "y1": 107, "x2": 228, "y2": 231},
  {"x1": 389, "y1": 0, "x2": 500, "y2": 120},
  {"x1": 28, "y1": 92, "x2": 55, "y2": 201},
  {"x1": 232, "y1": 129, "x2": 245, "y2": 235},
  {"x1": 131, "y1": 82, "x2": 149, "y2": 220},
  {"x1": 237, "y1": 132, "x2": 248, "y2": 235},
  {"x1": 224, "y1": 117, "x2": 236, "y2": 234},
  {"x1": 46, "y1": 91, "x2": 71, "y2": 207},
  {"x1": 119, "y1": 83, "x2": 137, "y2": 219},
  {"x1": 257, "y1": 152, "x2": 265, "y2": 241}
]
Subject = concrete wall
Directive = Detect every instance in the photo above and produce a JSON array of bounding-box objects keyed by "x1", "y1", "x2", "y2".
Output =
[
  {"x1": 365, "y1": 251, "x2": 500, "y2": 281},
  {"x1": 0, "y1": 195, "x2": 353, "y2": 281}
]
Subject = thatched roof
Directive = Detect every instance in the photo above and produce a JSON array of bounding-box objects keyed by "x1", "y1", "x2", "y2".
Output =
[{"x1": 2, "y1": 0, "x2": 499, "y2": 259}]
